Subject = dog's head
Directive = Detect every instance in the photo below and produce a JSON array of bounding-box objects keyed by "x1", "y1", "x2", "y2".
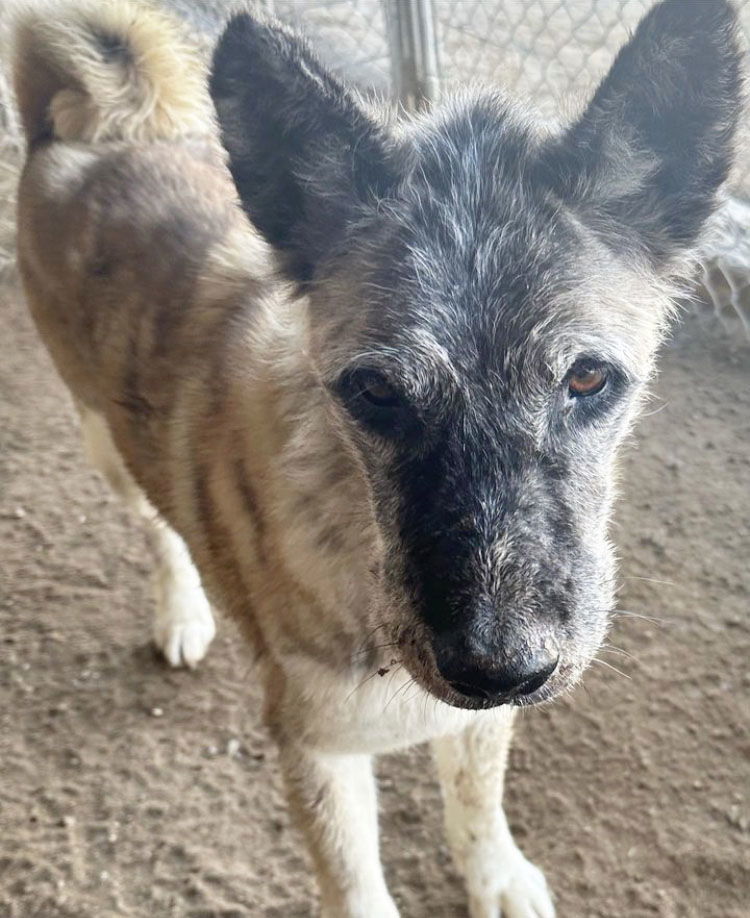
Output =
[{"x1": 210, "y1": 1, "x2": 740, "y2": 708}]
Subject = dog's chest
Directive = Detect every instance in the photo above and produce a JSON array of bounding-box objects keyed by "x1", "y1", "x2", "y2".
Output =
[{"x1": 291, "y1": 662, "x2": 500, "y2": 755}]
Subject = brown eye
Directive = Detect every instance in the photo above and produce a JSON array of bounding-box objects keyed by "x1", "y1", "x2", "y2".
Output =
[
  {"x1": 567, "y1": 364, "x2": 608, "y2": 397},
  {"x1": 356, "y1": 372, "x2": 401, "y2": 408}
]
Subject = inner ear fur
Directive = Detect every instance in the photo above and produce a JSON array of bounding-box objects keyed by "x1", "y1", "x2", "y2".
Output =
[
  {"x1": 538, "y1": 0, "x2": 742, "y2": 266},
  {"x1": 210, "y1": 13, "x2": 395, "y2": 284}
]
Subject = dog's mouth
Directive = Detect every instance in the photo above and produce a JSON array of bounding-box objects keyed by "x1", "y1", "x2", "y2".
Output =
[
  {"x1": 411, "y1": 664, "x2": 571, "y2": 711},
  {"x1": 394, "y1": 624, "x2": 577, "y2": 711}
]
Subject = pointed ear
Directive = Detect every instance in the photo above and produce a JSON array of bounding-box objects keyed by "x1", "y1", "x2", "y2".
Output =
[
  {"x1": 542, "y1": 0, "x2": 742, "y2": 267},
  {"x1": 209, "y1": 14, "x2": 395, "y2": 283}
]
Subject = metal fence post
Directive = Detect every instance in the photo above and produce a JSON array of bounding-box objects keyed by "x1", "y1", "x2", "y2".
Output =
[{"x1": 386, "y1": 0, "x2": 441, "y2": 110}]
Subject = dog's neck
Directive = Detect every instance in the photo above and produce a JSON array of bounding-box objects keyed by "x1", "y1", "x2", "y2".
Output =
[{"x1": 190, "y1": 275, "x2": 384, "y2": 670}]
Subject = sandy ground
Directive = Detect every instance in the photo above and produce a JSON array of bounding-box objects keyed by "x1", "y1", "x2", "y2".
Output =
[
  {"x1": 1, "y1": 277, "x2": 749, "y2": 918},
  {"x1": 1, "y1": 2, "x2": 749, "y2": 916}
]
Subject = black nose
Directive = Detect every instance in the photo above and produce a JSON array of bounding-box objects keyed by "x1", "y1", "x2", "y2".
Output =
[{"x1": 442, "y1": 650, "x2": 559, "y2": 702}]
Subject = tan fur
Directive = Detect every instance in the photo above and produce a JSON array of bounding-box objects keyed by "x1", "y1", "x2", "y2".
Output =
[
  {"x1": 14, "y1": 4, "x2": 556, "y2": 916},
  {"x1": 13, "y1": 0, "x2": 214, "y2": 144}
]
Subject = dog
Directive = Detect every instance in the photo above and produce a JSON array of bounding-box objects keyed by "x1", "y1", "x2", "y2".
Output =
[{"x1": 13, "y1": 1, "x2": 741, "y2": 915}]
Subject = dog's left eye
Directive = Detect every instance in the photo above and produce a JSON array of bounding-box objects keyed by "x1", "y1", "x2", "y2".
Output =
[{"x1": 566, "y1": 361, "x2": 608, "y2": 398}]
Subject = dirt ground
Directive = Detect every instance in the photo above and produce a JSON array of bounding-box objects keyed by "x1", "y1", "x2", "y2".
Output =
[{"x1": 1, "y1": 269, "x2": 749, "y2": 918}]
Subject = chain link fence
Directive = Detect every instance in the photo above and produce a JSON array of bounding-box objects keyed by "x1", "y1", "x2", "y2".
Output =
[
  {"x1": 436, "y1": 1, "x2": 652, "y2": 108},
  {"x1": 436, "y1": 0, "x2": 750, "y2": 198},
  {"x1": 272, "y1": 0, "x2": 391, "y2": 91},
  {"x1": 1, "y1": 0, "x2": 749, "y2": 330}
]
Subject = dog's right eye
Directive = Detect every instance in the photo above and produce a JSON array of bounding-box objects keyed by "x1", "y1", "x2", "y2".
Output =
[
  {"x1": 354, "y1": 371, "x2": 401, "y2": 408},
  {"x1": 335, "y1": 369, "x2": 412, "y2": 436}
]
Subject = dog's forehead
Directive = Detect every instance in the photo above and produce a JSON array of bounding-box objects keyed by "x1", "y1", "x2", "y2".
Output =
[
  {"x1": 362, "y1": 99, "x2": 664, "y2": 383},
  {"x1": 372, "y1": 122, "x2": 579, "y2": 379}
]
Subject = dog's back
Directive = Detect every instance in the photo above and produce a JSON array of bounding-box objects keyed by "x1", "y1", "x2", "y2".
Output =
[
  {"x1": 13, "y1": 0, "x2": 287, "y2": 667},
  {"x1": 14, "y1": 0, "x2": 273, "y2": 509}
]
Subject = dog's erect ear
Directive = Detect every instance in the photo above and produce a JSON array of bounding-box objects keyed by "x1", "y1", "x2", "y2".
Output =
[
  {"x1": 210, "y1": 14, "x2": 395, "y2": 283},
  {"x1": 543, "y1": 0, "x2": 742, "y2": 266}
]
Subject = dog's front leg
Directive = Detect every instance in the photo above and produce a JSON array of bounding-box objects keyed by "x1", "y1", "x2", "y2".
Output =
[
  {"x1": 432, "y1": 711, "x2": 555, "y2": 918},
  {"x1": 276, "y1": 740, "x2": 399, "y2": 918}
]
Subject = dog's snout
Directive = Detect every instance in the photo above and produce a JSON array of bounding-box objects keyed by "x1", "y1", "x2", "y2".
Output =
[{"x1": 437, "y1": 645, "x2": 559, "y2": 703}]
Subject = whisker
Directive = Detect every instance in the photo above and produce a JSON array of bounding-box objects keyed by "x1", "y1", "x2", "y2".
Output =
[
  {"x1": 592, "y1": 658, "x2": 631, "y2": 680},
  {"x1": 614, "y1": 608, "x2": 672, "y2": 627},
  {"x1": 380, "y1": 664, "x2": 404, "y2": 708},
  {"x1": 351, "y1": 641, "x2": 399, "y2": 659},
  {"x1": 600, "y1": 642, "x2": 633, "y2": 660},
  {"x1": 640, "y1": 400, "x2": 670, "y2": 418},
  {"x1": 353, "y1": 622, "x2": 389, "y2": 658},
  {"x1": 344, "y1": 666, "x2": 390, "y2": 704},
  {"x1": 403, "y1": 681, "x2": 423, "y2": 707},
  {"x1": 622, "y1": 575, "x2": 675, "y2": 587},
  {"x1": 383, "y1": 675, "x2": 415, "y2": 713}
]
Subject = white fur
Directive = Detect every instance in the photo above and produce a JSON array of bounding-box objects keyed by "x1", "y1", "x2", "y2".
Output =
[
  {"x1": 433, "y1": 714, "x2": 555, "y2": 918},
  {"x1": 279, "y1": 747, "x2": 399, "y2": 918},
  {"x1": 262, "y1": 661, "x2": 555, "y2": 916}
]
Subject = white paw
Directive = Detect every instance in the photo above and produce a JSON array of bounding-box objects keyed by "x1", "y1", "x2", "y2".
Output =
[
  {"x1": 153, "y1": 594, "x2": 216, "y2": 668},
  {"x1": 499, "y1": 854, "x2": 554, "y2": 918},
  {"x1": 468, "y1": 852, "x2": 555, "y2": 918},
  {"x1": 321, "y1": 890, "x2": 400, "y2": 918}
]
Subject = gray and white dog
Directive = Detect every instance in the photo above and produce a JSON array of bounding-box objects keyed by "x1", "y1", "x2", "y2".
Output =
[{"x1": 14, "y1": 0, "x2": 741, "y2": 915}]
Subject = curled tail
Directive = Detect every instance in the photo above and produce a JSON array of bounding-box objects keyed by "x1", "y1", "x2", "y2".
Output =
[{"x1": 13, "y1": 0, "x2": 213, "y2": 147}]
